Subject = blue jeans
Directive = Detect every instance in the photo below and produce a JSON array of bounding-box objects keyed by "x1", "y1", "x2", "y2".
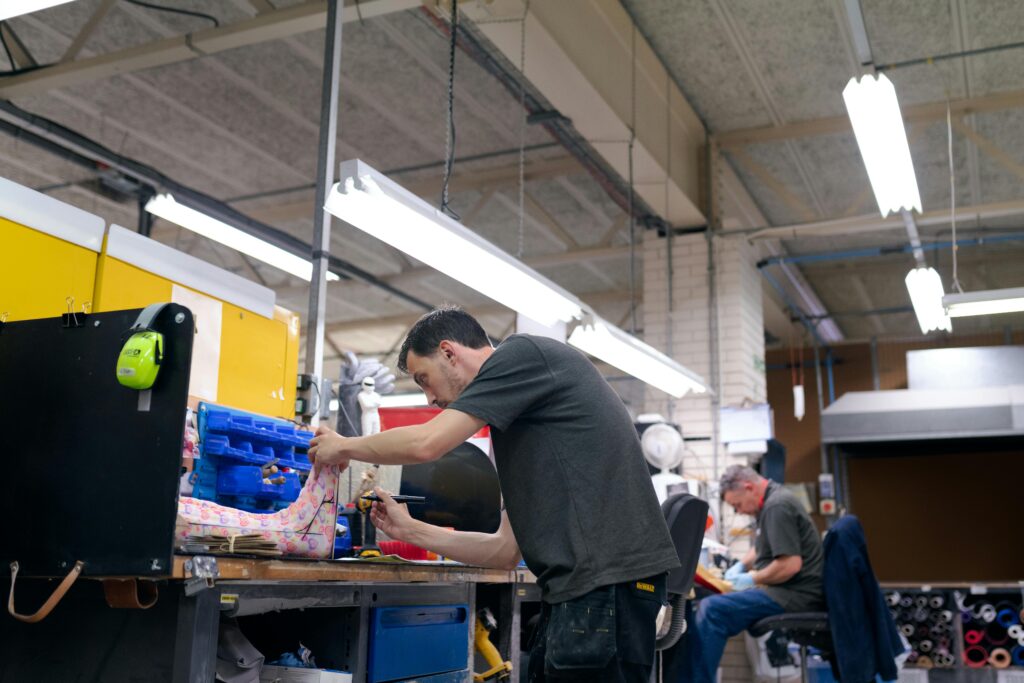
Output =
[{"x1": 680, "y1": 589, "x2": 784, "y2": 683}]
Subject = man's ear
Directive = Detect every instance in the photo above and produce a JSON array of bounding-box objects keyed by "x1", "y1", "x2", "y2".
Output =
[{"x1": 438, "y1": 340, "x2": 457, "y2": 363}]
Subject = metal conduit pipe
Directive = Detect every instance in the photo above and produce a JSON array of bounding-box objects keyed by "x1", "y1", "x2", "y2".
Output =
[
  {"x1": 0, "y1": 100, "x2": 434, "y2": 313},
  {"x1": 757, "y1": 231, "x2": 1024, "y2": 268},
  {"x1": 424, "y1": 8, "x2": 668, "y2": 229}
]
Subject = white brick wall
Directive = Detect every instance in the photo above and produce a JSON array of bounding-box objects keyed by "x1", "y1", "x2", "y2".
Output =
[{"x1": 642, "y1": 230, "x2": 765, "y2": 483}]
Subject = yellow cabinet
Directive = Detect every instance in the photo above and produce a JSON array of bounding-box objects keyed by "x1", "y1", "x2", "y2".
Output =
[
  {"x1": 93, "y1": 226, "x2": 300, "y2": 418},
  {"x1": 0, "y1": 178, "x2": 105, "y2": 322}
]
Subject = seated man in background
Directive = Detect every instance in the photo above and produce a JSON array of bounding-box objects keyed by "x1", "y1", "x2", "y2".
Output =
[{"x1": 681, "y1": 465, "x2": 824, "y2": 683}]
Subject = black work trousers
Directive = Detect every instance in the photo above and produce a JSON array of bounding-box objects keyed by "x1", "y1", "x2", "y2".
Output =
[{"x1": 528, "y1": 573, "x2": 667, "y2": 683}]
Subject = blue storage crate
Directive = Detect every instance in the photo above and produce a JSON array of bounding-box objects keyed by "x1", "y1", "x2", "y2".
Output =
[
  {"x1": 217, "y1": 466, "x2": 300, "y2": 500},
  {"x1": 367, "y1": 604, "x2": 469, "y2": 682},
  {"x1": 192, "y1": 402, "x2": 314, "y2": 511},
  {"x1": 201, "y1": 405, "x2": 313, "y2": 472}
]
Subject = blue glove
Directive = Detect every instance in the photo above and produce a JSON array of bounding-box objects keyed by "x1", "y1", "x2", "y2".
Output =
[
  {"x1": 731, "y1": 572, "x2": 755, "y2": 591},
  {"x1": 724, "y1": 561, "x2": 746, "y2": 582}
]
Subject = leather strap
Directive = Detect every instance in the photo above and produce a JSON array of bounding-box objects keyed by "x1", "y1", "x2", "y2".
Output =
[
  {"x1": 102, "y1": 578, "x2": 159, "y2": 610},
  {"x1": 8, "y1": 560, "x2": 84, "y2": 623}
]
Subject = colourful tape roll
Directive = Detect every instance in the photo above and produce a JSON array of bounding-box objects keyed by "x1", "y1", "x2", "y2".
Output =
[
  {"x1": 989, "y1": 648, "x2": 1011, "y2": 669},
  {"x1": 963, "y1": 645, "x2": 988, "y2": 668},
  {"x1": 1008, "y1": 624, "x2": 1023, "y2": 640},
  {"x1": 986, "y1": 622, "x2": 1010, "y2": 646},
  {"x1": 930, "y1": 595, "x2": 945, "y2": 609},
  {"x1": 965, "y1": 629, "x2": 984, "y2": 645},
  {"x1": 1011, "y1": 645, "x2": 1024, "y2": 667},
  {"x1": 919, "y1": 639, "x2": 933, "y2": 653},
  {"x1": 916, "y1": 656, "x2": 933, "y2": 669},
  {"x1": 997, "y1": 609, "x2": 1019, "y2": 629}
]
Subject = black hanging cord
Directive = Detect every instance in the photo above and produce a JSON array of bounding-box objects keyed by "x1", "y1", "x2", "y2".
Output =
[
  {"x1": 440, "y1": 0, "x2": 460, "y2": 220},
  {"x1": 123, "y1": 0, "x2": 220, "y2": 28},
  {"x1": 0, "y1": 24, "x2": 14, "y2": 71},
  {"x1": 1, "y1": 3, "x2": 217, "y2": 78},
  {"x1": 0, "y1": 23, "x2": 49, "y2": 77}
]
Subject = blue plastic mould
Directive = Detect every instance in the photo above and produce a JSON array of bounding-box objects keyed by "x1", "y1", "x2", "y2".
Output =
[{"x1": 192, "y1": 403, "x2": 314, "y2": 512}]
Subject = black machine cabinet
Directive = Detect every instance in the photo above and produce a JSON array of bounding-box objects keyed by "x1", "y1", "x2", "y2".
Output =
[{"x1": 0, "y1": 305, "x2": 193, "y2": 577}]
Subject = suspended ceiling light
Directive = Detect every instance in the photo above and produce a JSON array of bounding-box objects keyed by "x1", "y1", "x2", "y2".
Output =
[
  {"x1": 380, "y1": 393, "x2": 429, "y2": 408},
  {"x1": 0, "y1": 0, "x2": 74, "y2": 21},
  {"x1": 567, "y1": 314, "x2": 706, "y2": 398},
  {"x1": 843, "y1": 73, "x2": 922, "y2": 217},
  {"x1": 324, "y1": 159, "x2": 583, "y2": 327},
  {"x1": 328, "y1": 394, "x2": 430, "y2": 413},
  {"x1": 943, "y1": 287, "x2": 1024, "y2": 318},
  {"x1": 905, "y1": 267, "x2": 951, "y2": 334},
  {"x1": 145, "y1": 194, "x2": 339, "y2": 283}
]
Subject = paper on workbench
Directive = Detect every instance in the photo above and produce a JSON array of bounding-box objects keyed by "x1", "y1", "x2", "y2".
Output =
[{"x1": 335, "y1": 555, "x2": 459, "y2": 565}]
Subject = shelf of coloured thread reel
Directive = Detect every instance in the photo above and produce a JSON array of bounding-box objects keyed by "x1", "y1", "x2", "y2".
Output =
[
  {"x1": 885, "y1": 589, "x2": 1024, "y2": 670},
  {"x1": 193, "y1": 403, "x2": 314, "y2": 512}
]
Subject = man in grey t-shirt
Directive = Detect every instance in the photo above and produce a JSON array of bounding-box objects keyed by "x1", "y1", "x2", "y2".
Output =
[
  {"x1": 310, "y1": 307, "x2": 680, "y2": 682},
  {"x1": 679, "y1": 465, "x2": 824, "y2": 683}
]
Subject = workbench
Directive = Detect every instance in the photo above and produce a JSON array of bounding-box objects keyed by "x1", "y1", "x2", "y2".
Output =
[{"x1": 1, "y1": 557, "x2": 540, "y2": 683}]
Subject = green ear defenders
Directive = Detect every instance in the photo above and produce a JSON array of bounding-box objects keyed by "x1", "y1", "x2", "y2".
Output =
[{"x1": 116, "y1": 303, "x2": 170, "y2": 390}]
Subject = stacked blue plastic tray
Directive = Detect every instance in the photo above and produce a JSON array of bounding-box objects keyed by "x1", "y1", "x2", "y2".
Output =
[{"x1": 192, "y1": 402, "x2": 314, "y2": 513}]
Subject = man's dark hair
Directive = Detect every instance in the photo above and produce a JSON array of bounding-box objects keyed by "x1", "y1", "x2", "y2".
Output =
[{"x1": 397, "y1": 306, "x2": 490, "y2": 373}]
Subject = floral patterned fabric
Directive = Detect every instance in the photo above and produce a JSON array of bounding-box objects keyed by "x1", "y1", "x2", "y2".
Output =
[{"x1": 176, "y1": 464, "x2": 340, "y2": 558}]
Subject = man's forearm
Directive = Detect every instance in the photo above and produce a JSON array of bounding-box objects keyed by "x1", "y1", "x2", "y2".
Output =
[
  {"x1": 402, "y1": 520, "x2": 521, "y2": 570},
  {"x1": 752, "y1": 557, "x2": 800, "y2": 585},
  {"x1": 340, "y1": 424, "x2": 430, "y2": 465}
]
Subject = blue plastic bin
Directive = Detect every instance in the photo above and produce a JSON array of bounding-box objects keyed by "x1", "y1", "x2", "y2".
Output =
[
  {"x1": 217, "y1": 466, "x2": 300, "y2": 500},
  {"x1": 193, "y1": 403, "x2": 314, "y2": 508},
  {"x1": 367, "y1": 604, "x2": 469, "y2": 682}
]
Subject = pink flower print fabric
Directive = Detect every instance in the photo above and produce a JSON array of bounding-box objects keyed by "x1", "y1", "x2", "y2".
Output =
[{"x1": 175, "y1": 464, "x2": 340, "y2": 558}]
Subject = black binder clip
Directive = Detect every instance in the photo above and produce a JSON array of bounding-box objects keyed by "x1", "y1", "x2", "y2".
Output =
[{"x1": 61, "y1": 298, "x2": 89, "y2": 328}]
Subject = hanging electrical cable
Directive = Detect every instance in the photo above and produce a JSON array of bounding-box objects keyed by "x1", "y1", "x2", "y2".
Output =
[
  {"x1": 440, "y1": 0, "x2": 460, "y2": 219},
  {"x1": 0, "y1": 24, "x2": 14, "y2": 71},
  {"x1": 665, "y1": 69, "x2": 675, "y2": 421},
  {"x1": 515, "y1": 0, "x2": 530, "y2": 259},
  {"x1": 628, "y1": 22, "x2": 637, "y2": 333},
  {"x1": 946, "y1": 100, "x2": 964, "y2": 293},
  {"x1": 123, "y1": 0, "x2": 220, "y2": 28}
]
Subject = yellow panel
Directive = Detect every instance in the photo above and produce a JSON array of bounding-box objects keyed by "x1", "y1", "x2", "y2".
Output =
[
  {"x1": 0, "y1": 218, "x2": 98, "y2": 321},
  {"x1": 274, "y1": 305, "x2": 301, "y2": 414},
  {"x1": 93, "y1": 252, "x2": 300, "y2": 418},
  {"x1": 219, "y1": 303, "x2": 293, "y2": 418},
  {"x1": 92, "y1": 254, "x2": 172, "y2": 312}
]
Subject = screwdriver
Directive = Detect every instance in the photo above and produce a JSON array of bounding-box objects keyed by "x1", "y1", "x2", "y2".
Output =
[{"x1": 360, "y1": 493, "x2": 426, "y2": 504}]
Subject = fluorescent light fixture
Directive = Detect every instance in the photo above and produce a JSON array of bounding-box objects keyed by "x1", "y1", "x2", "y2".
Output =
[
  {"x1": 943, "y1": 287, "x2": 1024, "y2": 318},
  {"x1": 145, "y1": 193, "x2": 339, "y2": 283},
  {"x1": 329, "y1": 393, "x2": 429, "y2": 413},
  {"x1": 567, "y1": 314, "x2": 706, "y2": 398},
  {"x1": 324, "y1": 160, "x2": 584, "y2": 327},
  {"x1": 380, "y1": 393, "x2": 429, "y2": 408},
  {"x1": 843, "y1": 73, "x2": 922, "y2": 217},
  {"x1": 0, "y1": 0, "x2": 74, "y2": 21},
  {"x1": 905, "y1": 267, "x2": 952, "y2": 333}
]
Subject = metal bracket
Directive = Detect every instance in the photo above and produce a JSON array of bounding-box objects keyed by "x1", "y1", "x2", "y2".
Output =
[{"x1": 183, "y1": 556, "x2": 220, "y2": 597}]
